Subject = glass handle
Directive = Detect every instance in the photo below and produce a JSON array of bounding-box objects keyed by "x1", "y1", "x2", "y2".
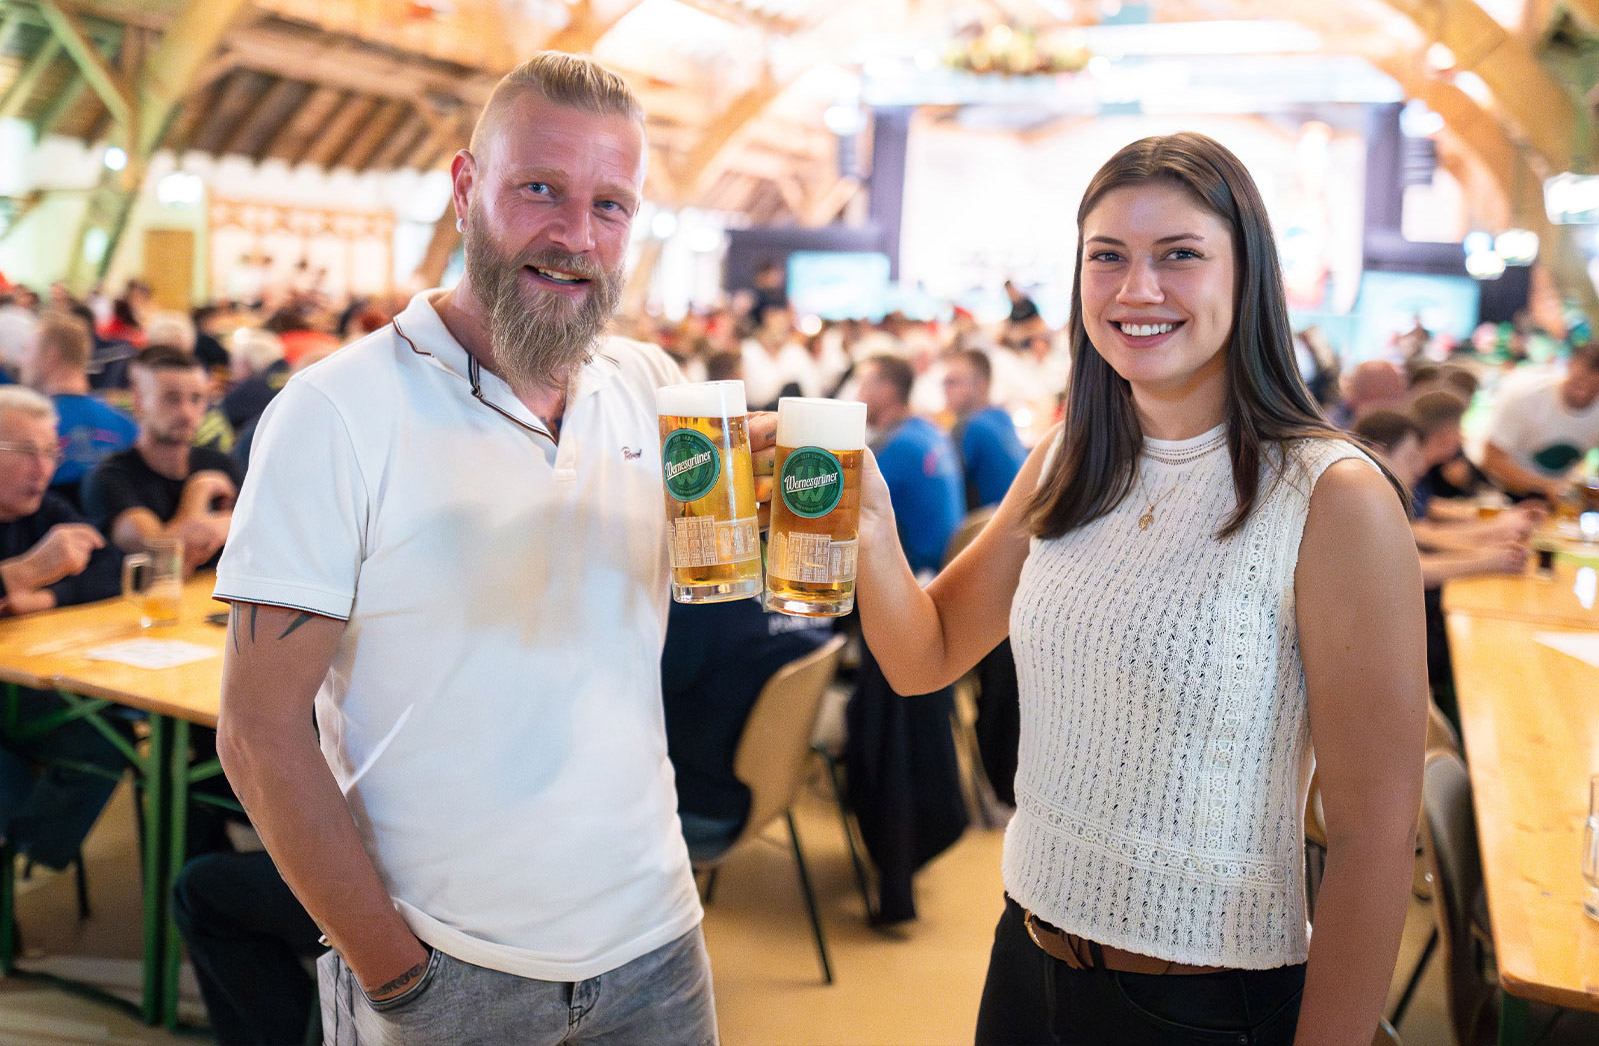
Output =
[{"x1": 121, "y1": 553, "x2": 150, "y2": 600}]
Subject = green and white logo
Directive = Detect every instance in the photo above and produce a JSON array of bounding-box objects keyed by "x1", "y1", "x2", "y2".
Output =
[
  {"x1": 779, "y1": 446, "x2": 844, "y2": 518},
  {"x1": 662, "y1": 428, "x2": 721, "y2": 502}
]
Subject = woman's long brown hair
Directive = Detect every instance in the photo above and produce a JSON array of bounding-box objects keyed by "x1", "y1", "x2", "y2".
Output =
[{"x1": 1029, "y1": 132, "x2": 1406, "y2": 539}]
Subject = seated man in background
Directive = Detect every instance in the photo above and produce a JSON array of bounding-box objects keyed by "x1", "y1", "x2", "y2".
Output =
[
  {"x1": 1480, "y1": 342, "x2": 1599, "y2": 501},
  {"x1": 1329, "y1": 358, "x2": 1407, "y2": 429},
  {"x1": 941, "y1": 349, "x2": 1027, "y2": 511},
  {"x1": 172, "y1": 847, "x2": 324, "y2": 1046},
  {"x1": 21, "y1": 311, "x2": 137, "y2": 508},
  {"x1": 1411, "y1": 387, "x2": 1493, "y2": 503},
  {"x1": 83, "y1": 346, "x2": 241, "y2": 575},
  {"x1": 661, "y1": 599, "x2": 832, "y2": 861},
  {"x1": 1354, "y1": 409, "x2": 1526, "y2": 719},
  {"x1": 0, "y1": 387, "x2": 127, "y2": 872},
  {"x1": 855, "y1": 353, "x2": 964, "y2": 576}
]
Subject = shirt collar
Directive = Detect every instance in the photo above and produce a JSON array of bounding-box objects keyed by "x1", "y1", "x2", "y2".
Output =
[{"x1": 395, "y1": 291, "x2": 619, "y2": 433}]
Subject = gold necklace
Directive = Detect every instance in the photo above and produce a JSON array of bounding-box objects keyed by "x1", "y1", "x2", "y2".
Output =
[{"x1": 1135, "y1": 472, "x2": 1180, "y2": 532}]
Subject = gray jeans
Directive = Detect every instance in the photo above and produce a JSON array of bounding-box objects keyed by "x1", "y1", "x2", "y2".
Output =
[{"x1": 319, "y1": 927, "x2": 718, "y2": 1046}]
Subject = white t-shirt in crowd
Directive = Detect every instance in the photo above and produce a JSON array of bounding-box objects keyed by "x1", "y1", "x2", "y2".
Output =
[
  {"x1": 214, "y1": 292, "x2": 702, "y2": 981},
  {"x1": 1485, "y1": 369, "x2": 1599, "y2": 478}
]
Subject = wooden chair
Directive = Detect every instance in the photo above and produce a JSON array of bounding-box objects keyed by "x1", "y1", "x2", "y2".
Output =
[
  {"x1": 1387, "y1": 698, "x2": 1464, "y2": 1025},
  {"x1": 695, "y1": 635, "x2": 847, "y2": 984},
  {"x1": 1419, "y1": 750, "x2": 1599, "y2": 1044}
]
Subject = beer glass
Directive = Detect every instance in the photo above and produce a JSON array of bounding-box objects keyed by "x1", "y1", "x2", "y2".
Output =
[
  {"x1": 122, "y1": 537, "x2": 183, "y2": 628},
  {"x1": 765, "y1": 397, "x2": 867, "y2": 617},
  {"x1": 657, "y1": 380, "x2": 762, "y2": 603}
]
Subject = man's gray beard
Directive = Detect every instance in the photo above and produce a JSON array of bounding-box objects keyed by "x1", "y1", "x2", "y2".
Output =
[{"x1": 464, "y1": 211, "x2": 624, "y2": 392}]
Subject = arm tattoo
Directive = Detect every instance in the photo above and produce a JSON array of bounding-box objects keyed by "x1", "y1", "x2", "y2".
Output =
[
  {"x1": 229, "y1": 605, "x2": 242, "y2": 654},
  {"x1": 277, "y1": 612, "x2": 315, "y2": 641},
  {"x1": 370, "y1": 958, "x2": 428, "y2": 999},
  {"x1": 249, "y1": 603, "x2": 258, "y2": 643}
]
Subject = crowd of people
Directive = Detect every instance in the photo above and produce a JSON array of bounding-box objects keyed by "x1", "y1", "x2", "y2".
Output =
[{"x1": 1, "y1": 47, "x2": 1598, "y2": 1046}]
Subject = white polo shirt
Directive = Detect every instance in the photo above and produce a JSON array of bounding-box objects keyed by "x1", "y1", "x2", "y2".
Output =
[{"x1": 215, "y1": 291, "x2": 702, "y2": 981}]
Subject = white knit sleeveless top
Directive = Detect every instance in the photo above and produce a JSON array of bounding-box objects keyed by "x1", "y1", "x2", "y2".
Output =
[{"x1": 1004, "y1": 423, "x2": 1372, "y2": 969}]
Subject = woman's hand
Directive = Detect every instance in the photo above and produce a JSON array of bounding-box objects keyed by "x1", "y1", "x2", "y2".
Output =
[{"x1": 747, "y1": 410, "x2": 895, "y2": 544}]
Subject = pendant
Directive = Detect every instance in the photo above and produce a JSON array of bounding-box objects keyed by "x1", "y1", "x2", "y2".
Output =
[{"x1": 1138, "y1": 508, "x2": 1155, "y2": 531}]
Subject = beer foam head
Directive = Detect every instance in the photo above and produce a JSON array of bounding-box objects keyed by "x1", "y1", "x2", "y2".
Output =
[
  {"x1": 656, "y1": 380, "x2": 747, "y2": 417},
  {"x1": 776, "y1": 397, "x2": 867, "y2": 450}
]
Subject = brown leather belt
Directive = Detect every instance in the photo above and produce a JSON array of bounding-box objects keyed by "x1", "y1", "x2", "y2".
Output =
[{"x1": 1023, "y1": 910, "x2": 1226, "y2": 976}]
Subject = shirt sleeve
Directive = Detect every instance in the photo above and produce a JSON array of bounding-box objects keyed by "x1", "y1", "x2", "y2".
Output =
[
  {"x1": 212, "y1": 380, "x2": 368, "y2": 620},
  {"x1": 80, "y1": 457, "x2": 143, "y2": 537},
  {"x1": 34, "y1": 495, "x2": 123, "y2": 607}
]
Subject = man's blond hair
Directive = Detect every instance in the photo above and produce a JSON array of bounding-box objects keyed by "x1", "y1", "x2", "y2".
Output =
[
  {"x1": 35, "y1": 311, "x2": 94, "y2": 373},
  {"x1": 469, "y1": 52, "x2": 644, "y2": 156}
]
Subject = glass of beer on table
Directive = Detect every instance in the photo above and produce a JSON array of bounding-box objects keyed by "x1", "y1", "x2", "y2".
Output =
[
  {"x1": 765, "y1": 397, "x2": 867, "y2": 618},
  {"x1": 122, "y1": 536, "x2": 183, "y2": 628},
  {"x1": 657, "y1": 380, "x2": 762, "y2": 603}
]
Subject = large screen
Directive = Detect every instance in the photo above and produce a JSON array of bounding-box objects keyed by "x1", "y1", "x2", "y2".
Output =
[
  {"x1": 786, "y1": 251, "x2": 891, "y2": 321},
  {"x1": 1353, "y1": 271, "x2": 1480, "y2": 361}
]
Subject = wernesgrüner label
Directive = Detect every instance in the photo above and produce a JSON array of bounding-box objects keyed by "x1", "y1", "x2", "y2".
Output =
[
  {"x1": 779, "y1": 446, "x2": 844, "y2": 518},
  {"x1": 662, "y1": 428, "x2": 721, "y2": 502}
]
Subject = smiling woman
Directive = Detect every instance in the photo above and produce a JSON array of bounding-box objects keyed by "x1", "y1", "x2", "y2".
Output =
[{"x1": 852, "y1": 132, "x2": 1429, "y2": 1046}]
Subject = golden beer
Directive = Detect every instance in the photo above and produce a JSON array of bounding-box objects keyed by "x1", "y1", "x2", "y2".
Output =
[
  {"x1": 658, "y1": 381, "x2": 762, "y2": 603},
  {"x1": 122, "y1": 537, "x2": 183, "y2": 627},
  {"x1": 765, "y1": 397, "x2": 868, "y2": 617}
]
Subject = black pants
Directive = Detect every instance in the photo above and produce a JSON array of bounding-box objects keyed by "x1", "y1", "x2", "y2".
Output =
[
  {"x1": 0, "y1": 688, "x2": 133, "y2": 870},
  {"x1": 975, "y1": 896, "x2": 1305, "y2": 1046},
  {"x1": 172, "y1": 850, "x2": 325, "y2": 1046}
]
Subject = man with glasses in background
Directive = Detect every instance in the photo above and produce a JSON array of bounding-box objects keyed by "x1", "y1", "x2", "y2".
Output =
[{"x1": 0, "y1": 386, "x2": 126, "y2": 875}]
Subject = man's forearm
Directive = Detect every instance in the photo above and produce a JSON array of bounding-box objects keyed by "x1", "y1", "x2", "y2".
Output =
[
  {"x1": 1481, "y1": 443, "x2": 1559, "y2": 496},
  {"x1": 218, "y1": 715, "x2": 428, "y2": 992}
]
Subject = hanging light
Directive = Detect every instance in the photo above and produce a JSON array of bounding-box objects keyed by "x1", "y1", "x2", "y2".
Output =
[
  {"x1": 1465, "y1": 249, "x2": 1506, "y2": 280},
  {"x1": 1494, "y1": 228, "x2": 1539, "y2": 265},
  {"x1": 102, "y1": 146, "x2": 127, "y2": 172}
]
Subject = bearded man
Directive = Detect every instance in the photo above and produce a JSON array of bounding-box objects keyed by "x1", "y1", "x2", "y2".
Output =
[{"x1": 213, "y1": 54, "x2": 719, "y2": 1045}]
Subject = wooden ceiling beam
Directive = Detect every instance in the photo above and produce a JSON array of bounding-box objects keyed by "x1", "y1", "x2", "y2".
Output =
[
  {"x1": 33, "y1": 66, "x2": 87, "y2": 139},
  {"x1": 803, "y1": 174, "x2": 860, "y2": 227},
  {"x1": 0, "y1": 34, "x2": 63, "y2": 121},
  {"x1": 543, "y1": 0, "x2": 647, "y2": 54},
  {"x1": 36, "y1": 0, "x2": 132, "y2": 138},
  {"x1": 676, "y1": 70, "x2": 793, "y2": 204},
  {"x1": 221, "y1": 22, "x2": 495, "y2": 108},
  {"x1": 338, "y1": 99, "x2": 412, "y2": 172},
  {"x1": 403, "y1": 111, "x2": 471, "y2": 171},
  {"x1": 266, "y1": 83, "x2": 345, "y2": 166},
  {"x1": 188, "y1": 70, "x2": 264, "y2": 155},
  {"x1": 221, "y1": 77, "x2": 310, "y2": 160},
  {"x1": 302, "y1": 94, "x2": 380, "y2": 170},
  {"x1": 367, "y1": 113, "x2": 429, "y2": 171},
  {"x1": 1383, "y1": 0, "x2": 1589, "y2": 168},
  {"x1": 670, "y1": 0, "x2": 804, "y2": 36}
]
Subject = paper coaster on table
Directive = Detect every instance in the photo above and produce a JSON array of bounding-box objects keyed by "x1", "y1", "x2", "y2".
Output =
[
  {"x1": 1533, "y1": 631, "x2": 1599, "y2": 669},
  {"x1": 83, "y1": 639, "x2": 219, "y2": 670}
]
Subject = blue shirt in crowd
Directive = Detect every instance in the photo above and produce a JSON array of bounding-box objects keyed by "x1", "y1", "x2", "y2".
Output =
[
  {"x1": 874, "y1": 416, "x2": 965, "y2": 575},
  {"x1": 50, "y1": 393, "x2": 138, "y2": 492},
  {"x1": 951, "y1": 406, "x2": 1027, "y2": 510}
]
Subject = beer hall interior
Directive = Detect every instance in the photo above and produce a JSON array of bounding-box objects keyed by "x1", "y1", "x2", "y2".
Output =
[{"x1": 1, "y1": 0, "x2": 1599, "y2": 1044}]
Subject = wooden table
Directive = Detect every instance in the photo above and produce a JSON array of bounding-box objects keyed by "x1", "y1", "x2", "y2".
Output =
[
  {"x1": 0, "y1": 575, "x2": 227, "y2": 1027},
  {"x1": 1443, "y1": 586, "x2": 1599, "y2": 1043},
  {"x1": 1442, "y1": 558, "x2": 1599, "y2": 630}
]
